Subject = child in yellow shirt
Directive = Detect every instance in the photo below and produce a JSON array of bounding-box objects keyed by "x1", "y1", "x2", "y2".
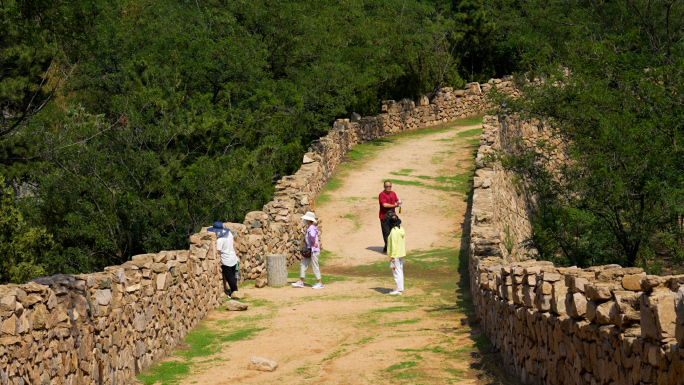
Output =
[{"x1": 386, "y1": 214, "x2": 406, "y2": 295}]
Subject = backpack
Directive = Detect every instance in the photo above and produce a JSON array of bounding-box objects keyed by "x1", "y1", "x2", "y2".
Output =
[
  {"x1": 384, "y1": 193, "x2": 396, "y2": 223},
  {"x1": 300, "y1": 227, "x2": 313, "y2": 259}
]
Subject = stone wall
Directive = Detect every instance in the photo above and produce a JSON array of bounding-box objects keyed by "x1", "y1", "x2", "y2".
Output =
[
  {"x1": 470, "y1": 115, "x2": 684, "y2": 384},
  {"x1": 0, "y1": 79, "x2": 517, "y2": 384},
  {"x1": 0, "y1": 234, "x2": 222, "y2": 385}
]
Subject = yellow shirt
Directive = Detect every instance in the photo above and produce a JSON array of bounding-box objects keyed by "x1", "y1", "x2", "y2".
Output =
[{"x1": 387, "y1": 226, "x2": 406, "y2": 258}]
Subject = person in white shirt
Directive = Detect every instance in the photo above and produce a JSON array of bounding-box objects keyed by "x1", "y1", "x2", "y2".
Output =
[{"x1": 209, "y1": 222, "x2": 239, "y2": 298}]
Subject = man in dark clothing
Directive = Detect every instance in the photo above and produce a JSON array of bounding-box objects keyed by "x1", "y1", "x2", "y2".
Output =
[{"x1": 378, "y1": 180, "x2": 401, "y2": 253}]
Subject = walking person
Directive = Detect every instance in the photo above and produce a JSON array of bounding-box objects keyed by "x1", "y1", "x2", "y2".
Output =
[
  {"x1": 209, "y1": 222, "x2": 239, "y2": 298},
  {"x1": 292, "y1": 211, "x2": 324, "y2": 289},
  {"x1": 386, "y1": 214, "x2": 406, "y2": 295},
  {"x1": 379, "y1": 180, "x2": 401, "y2": 253}
]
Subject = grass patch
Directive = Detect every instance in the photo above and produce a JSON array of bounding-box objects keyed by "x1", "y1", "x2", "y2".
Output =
[
  {"x1": 316, "y1": 193, "x2": 331, "y2": 204},
  {"x1": 456, "y1": 127, "x2": 483, "y2": 138},
  {"x1": 371, "y1": 305, "x2": 417, "y2": 313},
  {"x1": 323, "y1": 177, "x2": 343, "y2": 191},
  {"x1": 138, "y1": 361, "x2": 190, "y2": 385},
  {"x1": 452, "y1": 115, "x2": 483, "y2": 126},
  {"x1": 175, "y1": 326, "x2": 265, "y2": 359},
  {"x1": 387, "y1": 168, "x2": 474, "y2": 195},
  {"x1": 344, "y1": 213, "x2": 361, "y2": 230},
  {"x1": 318, "y1": 249, "x2": 337, "y2": 266},
  {"x1": 385, "y1": 360, "x2": 419, "y2": 372},
  {"x1": 322, "y1": 348, "x2": 346, "y2": 362},
  {"x1": 355, "y1": 336, "x2": 375, "y2": 345},
  {"x1": 137, "y1": 323, "x2": 265, "y2": 384},
  {"x1": 386, "y1": 319, "x2": 421, "y2": 326}
]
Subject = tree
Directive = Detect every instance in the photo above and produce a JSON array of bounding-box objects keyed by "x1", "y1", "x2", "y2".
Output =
[{"x1": 496, "y1": 0, "x2": 684, "y2": 267}]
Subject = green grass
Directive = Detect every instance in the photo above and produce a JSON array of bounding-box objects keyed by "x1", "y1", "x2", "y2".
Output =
[
  {"x1": 322, "y1": 348, "x2": 345, "y2": 362},
  {"x1": 344, "y1": 213, "x2": 361, "y2": 230},
  {"x1": 452, "y1": 115, "x2": 484, "y2": 126},
  {"x1": 137, "y1": 324, "x2": 265, "y2": 384},
  {"x1": 175, "y1": 326, "x2": 265, "y2": 359},
  {"x1": 386, "y1": 319, "x2": 421, "y2": 326},
  {"x1": 387, "y1": 168, "x2": 475, "y2": 195},
  {"x1": 324, "y1": 177, "x2": 344, "y2": 191},
  {"x1": 318, "y1": 249, "x2": 337, "y2": 266},
  {"x1": 138, "y1": 362, "x2": 190, "y2": 385},
  {"x1": 355, "y1": 336, "x2": 375, "y2": 345},
  {"x1": 371, "y1": 305, "x2": 417, "y2": 313},
  {"x1": 316, "y1": 193, "x2": 331, "y2": 204},
  {"x1": 385, "y1": 360, "x2": 419, "y2": 372},
  {"x1": 456, "y1": 127, "x2": 483, "y2": 137}
]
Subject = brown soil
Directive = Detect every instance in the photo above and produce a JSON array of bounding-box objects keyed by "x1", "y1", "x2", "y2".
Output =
[{"x1": 143, "y1": 120, "x2": 521, "y2": 385}]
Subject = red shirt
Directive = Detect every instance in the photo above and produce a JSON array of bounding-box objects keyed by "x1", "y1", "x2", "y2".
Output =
[{"x1": 378, "y1": 191, "x2": 398, "y2": 219}]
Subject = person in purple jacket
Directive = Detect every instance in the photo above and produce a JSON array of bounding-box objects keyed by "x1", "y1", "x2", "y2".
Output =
[{"x1": 292, "y1": 211, "x2": 323, "y2": 289}]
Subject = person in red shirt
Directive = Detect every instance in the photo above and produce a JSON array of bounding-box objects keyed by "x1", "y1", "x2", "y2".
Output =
[{"x1": 379, "y1": 180, "x2": 401, "y2": 253}]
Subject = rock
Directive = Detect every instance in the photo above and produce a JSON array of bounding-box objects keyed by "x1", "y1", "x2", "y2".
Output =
[
  {"x1": 248, "y1": 356, "x2": 277, "y2": 372},
  {"x1": 1, "y1": 315, "x2": 17, "y2": 335},
  {"x1": 641, "y1": 275, "x2": 664, "y2": 292},
  {"x1": 33, "y1": 303, "x2": 47, "y2": 330},
  {"x1": 93, "y1": 289, "x2": 112, "y2": 306},
  {"x1": 226, "y1": 300, "x2": 249, "y2": 311},
  {"x1": 151, "y1": 263, "x2": 167, "y2": 273},
  {"x1": 641, "y1": 290, "x2": 677, "y2": 342},
  {"x1": 303, "y1": 154, "x2": 315, "y2": 164},
  {"x1": 255, "y1": 278, "x2": 267, "y2": 288},
  {"x1": 585, "y1": 284, "x2": 613, "y2": 302},
  {"x1": 230, "y1": 291, "x2": 245, "y2": 300},
  {"x1": 567, "y1": 293, "x2": 587, "y2": 318}
]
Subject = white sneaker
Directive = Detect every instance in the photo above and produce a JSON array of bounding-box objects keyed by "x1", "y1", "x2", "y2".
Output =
[
  {"x1": 291, "y1": 281, "x2": 305, "y2": 288},
  {"x1": 312, "y1": 283, "x2": 324, "y2": 290},
  {"x1": 389, "y1": 290, "x2": 402, "y2": 295}
]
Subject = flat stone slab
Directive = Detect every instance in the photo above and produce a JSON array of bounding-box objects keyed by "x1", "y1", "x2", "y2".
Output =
[
  {"x1": 248, "y1": 356, "x2": 277, "y2": 372},
  {"x1": 225, "y1": 300, "x2": 248, "y2": 311}
]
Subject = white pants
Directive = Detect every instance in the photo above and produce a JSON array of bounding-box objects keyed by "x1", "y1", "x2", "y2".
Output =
[
  {"x1": 391, "y1": 257, "x2": 404, "y2": 291},
  {"x1": 300, "y1": 250, "x2": 321, "y2": 280}
]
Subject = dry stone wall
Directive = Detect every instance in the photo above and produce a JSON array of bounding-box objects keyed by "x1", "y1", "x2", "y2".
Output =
[
  {"x1": 470, "y1": 115, "x2": 684, "y2": 384},
  {"x1": 0, "y1": 79, "x2": 517, "y2": 384}
]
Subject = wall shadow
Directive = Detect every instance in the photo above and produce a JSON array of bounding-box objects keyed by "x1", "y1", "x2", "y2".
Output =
[{"x1": 456, "y1": 182, "x2": 523, "y2": 385}]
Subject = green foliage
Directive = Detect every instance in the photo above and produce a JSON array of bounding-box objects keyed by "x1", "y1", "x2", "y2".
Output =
[
  {"x1": 496, "y1": 0, "x2": 684, "y2": 267},
  {"x1": 0, "y1": 174, "x2": 50, "y2": 283},
  {"x1": 0, "y1": 0, "x2": 512, "y2": 279}
]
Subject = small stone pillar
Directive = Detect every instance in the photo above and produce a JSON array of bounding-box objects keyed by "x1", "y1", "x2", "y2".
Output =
[{"x1": 266, "y1": 254, "x2": 287, "y2": 287}]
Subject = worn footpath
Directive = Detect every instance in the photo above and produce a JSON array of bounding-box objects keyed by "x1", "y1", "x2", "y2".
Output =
[{"x1": 137, "y1": 117, "x2": 521, "y2": 385}]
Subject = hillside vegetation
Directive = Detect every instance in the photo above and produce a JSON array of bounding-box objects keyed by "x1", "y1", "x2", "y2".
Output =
[
  {"x1": 0, "y1": 0, "x2": 514, "y2": 282},
  {"x1": 494, "y1": 0, "x2": 684, "y2": 272}
]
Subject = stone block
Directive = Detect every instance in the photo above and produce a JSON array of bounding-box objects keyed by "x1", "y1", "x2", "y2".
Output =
[
  {"x1": 248, "y1": 356, "x2": 277, "y2": 372},
  {"x1": 226, "y1": 300, "x2": 248, "y2": 311},
  {"x1": 642, "y1": 275, "x2": 665, "y2": 292},
  {"x1": 551, "y1": 281, "x2": 568, "y2": 316},
  {"x1": 641, "y1": 291, "x2": 677, "y2": 342},
  {"x1": 567, "y1": 293, "x2": 588, "y2": 319},
  {"x1": 93, "y1": 289, "x2": 112, "y2": 306},
  {"x1": 585, "y1": 284, "x2": 613, "y2": 302}
]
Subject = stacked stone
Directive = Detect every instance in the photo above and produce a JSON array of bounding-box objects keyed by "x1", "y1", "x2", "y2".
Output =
[
  {"x1": 0, "y1": 233, "x2": 222, "y2": 384},
  {"x1": 0, "y1": 79, "x2": 513, "y2": 384},
  {"x1": 470, "y1": 112, "x2": 684, "y2": 384}
]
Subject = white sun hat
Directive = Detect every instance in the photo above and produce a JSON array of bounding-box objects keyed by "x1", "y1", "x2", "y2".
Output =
[{"x1": 301, "y1": 211, "x2": 317, "y2": 224}]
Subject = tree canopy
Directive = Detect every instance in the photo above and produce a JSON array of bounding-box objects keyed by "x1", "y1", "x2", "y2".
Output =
[
  {"x1": 0, "y1": 0, "x2": 517, "y2": 282},
  {"x1": 495, "y1": 0, "x2": 684, "y2": 269}
]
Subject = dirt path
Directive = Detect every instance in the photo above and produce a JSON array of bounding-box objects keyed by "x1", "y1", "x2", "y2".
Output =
[{"x1": 138, "y1": 118, "x2": 519, "y2": 385}]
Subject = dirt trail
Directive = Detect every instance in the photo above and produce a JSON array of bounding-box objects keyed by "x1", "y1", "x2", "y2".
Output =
[{"x1": 139, "y1": 119, "x2": 519, "y2": 385}]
